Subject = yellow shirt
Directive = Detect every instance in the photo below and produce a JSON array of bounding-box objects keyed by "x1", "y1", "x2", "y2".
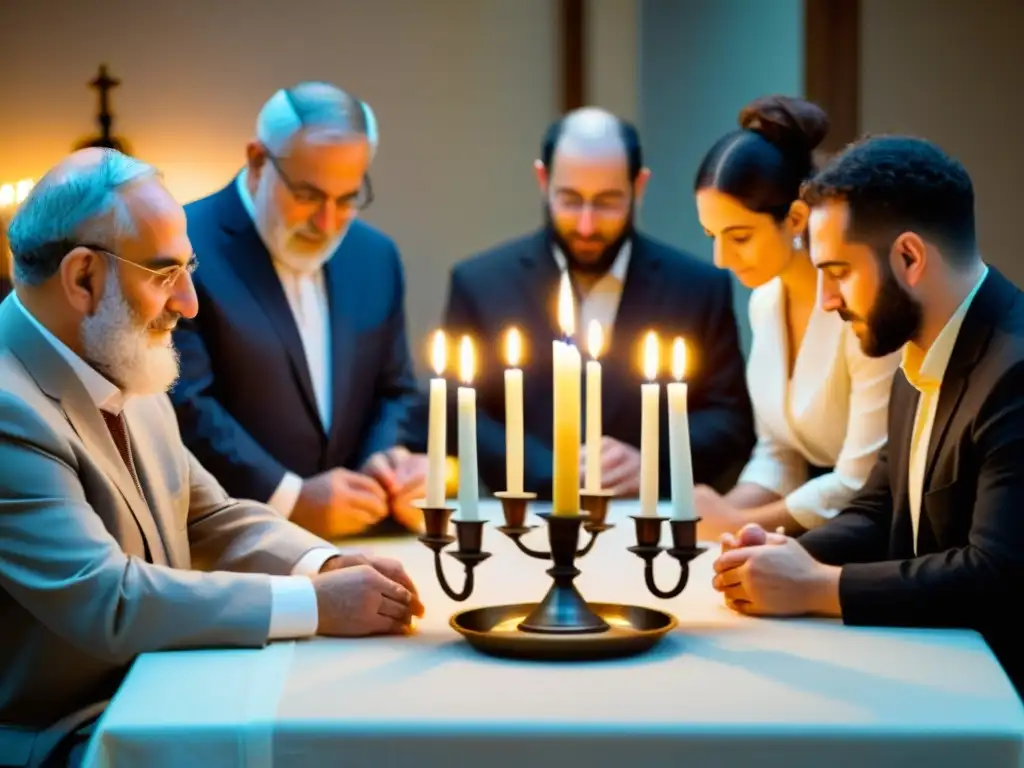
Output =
[{"x1": 902, "y1": 267, "x2": 988, "y2": 553}]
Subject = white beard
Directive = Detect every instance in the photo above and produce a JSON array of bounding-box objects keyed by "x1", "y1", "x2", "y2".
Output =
[
  {"x1": 80, "y1": 269, "x2": 180, "y2": 396},
  {"x1": 253, "y1": 168, "x2": 349, "y2": 275}
]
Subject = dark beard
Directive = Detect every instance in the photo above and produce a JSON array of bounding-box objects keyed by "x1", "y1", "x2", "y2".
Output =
[
  {"x1": 545, "y1": 205, "x2": 633, "y2": 276},
  {"x1": 840, "y1": 259, "x2": 923, "y2": 357}
]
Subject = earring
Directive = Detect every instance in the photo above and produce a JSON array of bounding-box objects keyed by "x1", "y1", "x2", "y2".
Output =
[{"x1": 793, "y1": 234, "x2": 804, "y2": 250}]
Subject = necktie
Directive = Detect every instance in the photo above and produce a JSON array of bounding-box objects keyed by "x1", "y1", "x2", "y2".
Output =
[{"x1": 101, "y1": 410, "x2": 153, "y2": 562}]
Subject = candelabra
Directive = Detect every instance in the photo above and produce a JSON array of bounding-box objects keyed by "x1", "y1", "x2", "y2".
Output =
[{"x1": 417, "y1": 492, "x2": 706, "y2": 660}]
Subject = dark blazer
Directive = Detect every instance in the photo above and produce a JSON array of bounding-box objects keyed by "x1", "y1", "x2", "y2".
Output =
[
  {"x1": 800, "y1": 267, "x2": 1024, "y2": 695},
  {"x1": 0, "y1": 276, "x2": 11, "y2": 303},
  {"x1": 411, "y1": 228, "x2": 755, "y2": 499},
  {"x1": 170, "y1": 181, "x2": 419, "y2": 503}
]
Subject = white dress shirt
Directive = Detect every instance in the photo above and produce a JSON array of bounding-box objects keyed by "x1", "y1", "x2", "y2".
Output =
[
  {"x1": 903, "y1": 266, "x2": 988, "y2": 553},
  {"x1": 235, "y1": 170, "x2": 330, "y2": 517},
  {"x1": 12, "y1": 293, "x2": 329, "y2": 640},
  {"x1": 737, "y1": 279, "x2": 902, "y2": 529},
  {"x1": 552, "y1": 241, "x2": 632, "y2": 338}
]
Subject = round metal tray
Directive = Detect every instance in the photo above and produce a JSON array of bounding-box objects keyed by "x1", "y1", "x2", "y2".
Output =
[{"x1": 450, "y1": 602, "x2": 677, "y2": 660}]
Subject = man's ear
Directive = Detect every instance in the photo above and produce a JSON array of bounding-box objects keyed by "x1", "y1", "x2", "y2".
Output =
[
  {"x1": 891, "y1": 231, "x2": 928, "y2": 288},
  {"x1": 632, "y1": 167, "x2": 652, "y2": 205},
  {"x1": 533, "y1": 159, "x2": 549, "y2": 195},
  {"x1": 59, "y1": 247, "x2": 105, "y2": 315},
  {"x1": 245, "y1": 141, "x2": 267, "y2": 183}
]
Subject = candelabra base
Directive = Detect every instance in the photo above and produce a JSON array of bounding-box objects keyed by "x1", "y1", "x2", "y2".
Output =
[{"x1": 450, "y1": 602, "x2": 677, "y2": 661}]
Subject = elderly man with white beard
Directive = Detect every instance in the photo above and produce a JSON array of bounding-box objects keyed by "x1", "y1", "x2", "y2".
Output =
[
  {"x1": 0, "y1": 148, "x2": 423, "y2": 767},
  {"x1": 170, "y1": 82, "x2": 427, "y2": 541}
]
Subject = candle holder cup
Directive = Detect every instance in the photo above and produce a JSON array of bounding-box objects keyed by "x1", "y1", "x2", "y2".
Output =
[
  {"x1": 627, "y1": 515, "x2": 707, "y2": 599},
  {"x1": 416, "y1": 503, "x2": 492, "y2": 602}
]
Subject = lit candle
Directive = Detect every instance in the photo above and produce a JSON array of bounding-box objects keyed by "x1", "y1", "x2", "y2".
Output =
[
  {"x1": 639, "y1": 331, "x2": 660, "y2": 516},
  {"x1": 552, "y1": 272, "x2": 581, "y2": 516},
  {"x1": 585, "y1": 319, "x2": 604, "y2": 492},
  {"x1": 0, "y1": 185, "x2": 14, "y2": 209},
  {"x1": 504, "y1": 327, "x2": 524, "y2": 494},
  {"x1": 14, "y1": 179, "x2": 34, "y2": 204},
  {"x1": 457, "y1": 335, "x2": 479, "y2": 520},
  {"x1": 425, "y1": 330, "x2": 448, "y2": 507},
  {"x1": 668, "y1": 338, "x2": 696, "y2": 520}
]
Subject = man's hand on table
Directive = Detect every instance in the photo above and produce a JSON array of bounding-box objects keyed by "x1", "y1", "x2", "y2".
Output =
[
  {"x1": 580, "y1": 437, "x2": 641, "y2": 495},
  {"x1": 362, "y1": 447, "x2": 429, "y2": 533},
  {"x1": 312, "y1": 554, "x2": 425, "y2": 636},
  {"x1": 711, "y1": 523, "x2": 842, "y2": 618}
]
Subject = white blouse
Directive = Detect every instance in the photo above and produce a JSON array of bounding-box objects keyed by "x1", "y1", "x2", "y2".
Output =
[{"x1": 737, "y1": 278, "x2": 902, "y2": 529}]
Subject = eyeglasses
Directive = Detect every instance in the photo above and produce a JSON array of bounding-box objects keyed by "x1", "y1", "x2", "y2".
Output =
[
  {"x1": 78, "y1": 244, "x2": 198, "y2": 290},
  {"x1": 265, "y1": 154, "x2": 374, "y2": 212}
]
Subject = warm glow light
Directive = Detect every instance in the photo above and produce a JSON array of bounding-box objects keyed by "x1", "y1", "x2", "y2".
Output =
[
  {"x1": 557, "y1": 271, "x2": 575, "y2": 337},
  {"x1": 430, "y1": 330, "x2": 447, "y2": 375},
  {"x1": 0, "y1": 185, "x2": 13, "y2": 208},
  {"x1": 14, "y1": 179, "x2": 34, "y2": 204},
  {"x1": 587, "y1": 320, "x2": 604, "y2": 359},
  {"x1": 643, "y1": 331, "x2": 660, "y2": 381},
  {"x1": 505, "y1": 327, "x2": 522, "y2": 367},
  {"x1": 459, "y1": 335, "x2": 476, "y2": 384},
  {"x1": 672, "y1": 337, "x2": 687, "y2": 381}
]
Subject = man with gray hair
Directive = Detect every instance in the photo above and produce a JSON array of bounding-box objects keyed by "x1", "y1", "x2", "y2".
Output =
[
  {"x1": 171, "y1": 82, "x2": 426, "y2": 540},
  {"x1": 0, "y1": 148, "x2": 422, "y2": 766}
]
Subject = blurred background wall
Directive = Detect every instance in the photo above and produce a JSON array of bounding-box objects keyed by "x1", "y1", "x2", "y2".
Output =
[{"x1": 2, "y1": 0, "x2": 1021, "y2": 367}]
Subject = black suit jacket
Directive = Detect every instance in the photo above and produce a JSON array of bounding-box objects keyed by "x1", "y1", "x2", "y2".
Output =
[
  {"x1": 0, "y1": 277, "x2": 10, "y2": 303},
  {"x1": 800, "y1": 267, "x2": 1024, "y2": 694},
  {"x1": 411, "y1": 229, "x2": 754, "y2": 499},
  {"x1": 169, "y1": 181, "x2": 419, "y2": 502}
]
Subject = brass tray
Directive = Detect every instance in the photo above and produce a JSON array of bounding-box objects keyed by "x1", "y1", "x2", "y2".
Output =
[{"x1": 450, "y1": 602, "x2": 677, "y2": 660}]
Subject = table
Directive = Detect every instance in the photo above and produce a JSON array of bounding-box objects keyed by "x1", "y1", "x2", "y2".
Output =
[{"x1": 83, "y1": 500, "x2": 1024, "y2": 767}]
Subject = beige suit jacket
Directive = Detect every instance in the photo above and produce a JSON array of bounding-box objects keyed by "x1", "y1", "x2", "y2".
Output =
[{"x1": 0, "y1": 296, "x2": 334, "y2": 742}]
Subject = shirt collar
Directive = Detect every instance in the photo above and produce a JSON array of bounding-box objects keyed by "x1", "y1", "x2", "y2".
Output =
[
  {"x1": 236, "y1": 168, "x2": 258, "y2": 222},
  {"x1": 11, "y1": 292, "x2": 126, "y2": 414},
  {"x1": 901, "y1": 266, "x2": 989, "y2": 393},
  {"x1": 551, "y1": 239, "x2": 632, "y2": 283}
]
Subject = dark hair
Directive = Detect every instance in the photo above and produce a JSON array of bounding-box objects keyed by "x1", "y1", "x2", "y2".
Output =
[
  {"x1": 801, "y1": 135, "x2": 977, "y2": 265},
  {"x1": 694, "y1": 95, "x2": 829, "y2": 221},
  {"x1": 540, "y1": 116, "x2": 644, "y2": 181}
]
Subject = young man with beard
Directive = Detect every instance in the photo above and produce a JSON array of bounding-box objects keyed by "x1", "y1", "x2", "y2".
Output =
[
  {"x1": 0, "y1": 148, "x2": 422, "y2": 763},
  {"x1": 429, "y1": 108, "x2": 755, "y2": 500},
  {"x1": 171, "y1": 83, "x2": 427, "y2": 540},
  {"x1": 711, "y1": 135, "x2": 1024, "y2": 697}
]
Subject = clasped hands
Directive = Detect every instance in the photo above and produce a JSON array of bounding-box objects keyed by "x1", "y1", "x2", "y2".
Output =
[
  {"x1": 710, "y1": 522, "x2": 842, "y2": 618},
  {"x1": 312, "y1": 552, "x2": 425, "y2": 637},
  {"x1": 293, "y1": 447, "x2": 428, "y2": 538}
]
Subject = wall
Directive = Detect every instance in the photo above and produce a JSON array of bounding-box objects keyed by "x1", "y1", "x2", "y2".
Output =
[
  {"x1": 860, "y1": 0, "x2": 1024, "y2": 287},
  {"x1": 0, "y1": 0, "x2": 559, "y2": 370},
  {"x1": 637, "y1": 0, "x2": 805, "y2": 352}
]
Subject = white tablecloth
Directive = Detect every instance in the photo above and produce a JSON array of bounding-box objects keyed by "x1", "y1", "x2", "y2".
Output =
[{"x1": 84, "y1": 500, "x2": 1024, "y2": 767}]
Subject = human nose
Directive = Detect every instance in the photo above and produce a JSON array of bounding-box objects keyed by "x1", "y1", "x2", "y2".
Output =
[
  {"x1": 818, "y1": 272, "x2": 843, "y2": 312},
  {"x1": 168, "y1": 270, "x2": 199, "y2": 320}
]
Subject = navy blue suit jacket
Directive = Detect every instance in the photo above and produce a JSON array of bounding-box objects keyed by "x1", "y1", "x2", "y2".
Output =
[
  {"x1": 409, "y1": 229, "x2": 755, "y2": 499},
  {"x1": 170, "y1": 181, "x2": 418, "y2": 503}
]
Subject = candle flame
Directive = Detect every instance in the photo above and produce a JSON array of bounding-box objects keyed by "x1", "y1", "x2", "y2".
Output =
[
  {"x1": 587, "y1": 320, "x2": 604, "y2": 359},
  {"x1": 14, "y1": 179, "x2": 34, "y2": 204},
  {"x1": 643, "y1": 331, "x2": 660, "y2": 381},
  {"x1": 0, "y1": 185, "x2": 13, "y2": 208},
  {"x1": 672, "y1": 337, "x2": 687, "y2": 381},
  {"x1": 430, "y1": 329, "x2": 447, "y2": 375},
  {"x1": 505, "y1": 327, "x2": 522, "y2": 367},
  {"x1": 557, "y1": 271, "x2": 575, "y2": 338},
  {"x1": 459, "y1": 335, "x2": 476, "y2": 384}
]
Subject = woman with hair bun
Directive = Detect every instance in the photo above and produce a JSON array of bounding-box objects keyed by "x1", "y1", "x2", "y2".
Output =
[{"x1": 691, "y1": 95, "x2": 901, "y2": 539}]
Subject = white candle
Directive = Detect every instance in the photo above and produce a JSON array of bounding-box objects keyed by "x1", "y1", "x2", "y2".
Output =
[
  {"x1": 457, "y1": 336, "x2": 479, "y2": 520},
  {"x1": 504, "y1": 327, "x2": 524, "y2": 494},
  {"x1": 585, "y1": 319, "x2": 604, "y2": 492},
  {"x1": 639, "y1": 331, "x2": 660, "y2": 516},
  {"x1": 425, "y1": 330, "x2": 447, "y2": 507},
  {"x1": 668, "y1": 338, "x2": 696, "y2": 520},
  {"x1": 552, "y1": 272, "x2": 581, "y2": 516}
]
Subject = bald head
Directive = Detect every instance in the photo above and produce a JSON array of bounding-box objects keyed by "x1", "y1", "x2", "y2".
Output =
[{"x1": 540, "y1": 107, "x2": 643, "y2": 180}]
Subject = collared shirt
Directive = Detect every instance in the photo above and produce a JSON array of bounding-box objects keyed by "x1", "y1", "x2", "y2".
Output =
[
  {"x1": 11, "y1": 293, "x2": 332, "y2": 639},
  {"x1": 235, "y1": 170, "x2": 331, "y2": 516},
  {"x1": 903, "y1": 266, "x2": 989, "y2": 553},
  {"x1": 552, "y1": 240, "x2": 632, "y2": 340}
]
